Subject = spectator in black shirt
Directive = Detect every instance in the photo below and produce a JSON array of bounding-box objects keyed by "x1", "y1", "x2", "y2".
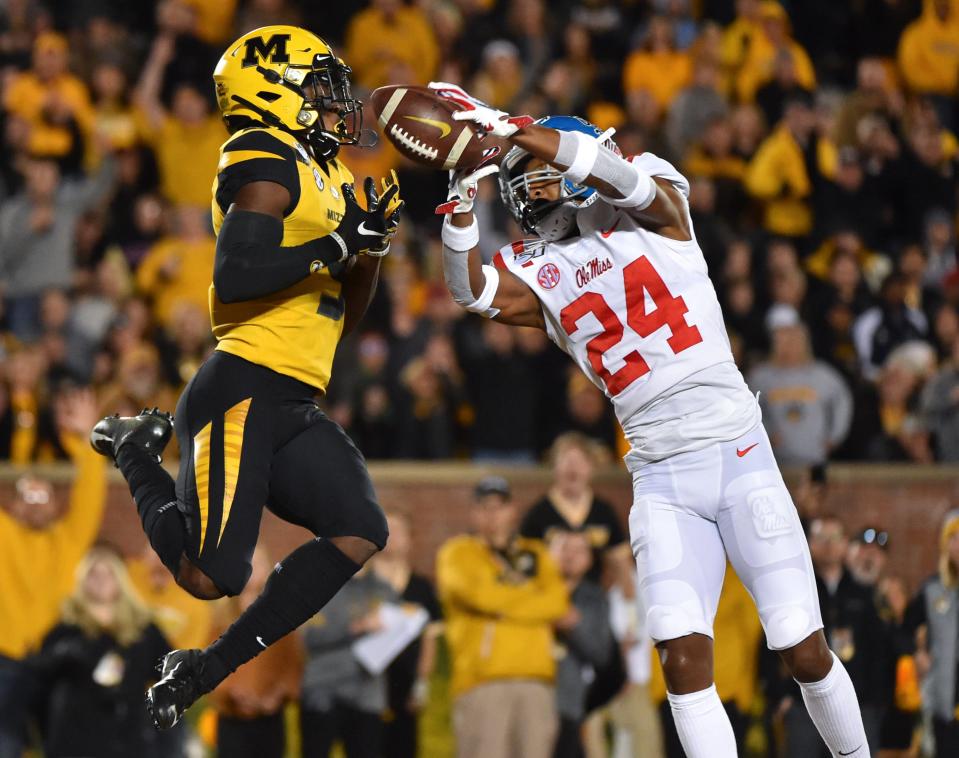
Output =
[
  {"x1": 847, "y1": 527, "x2": 918, "y2": 755},
  {"x1": 780, "y1": 515, "x2": 887, "y2": 757},
  {"x1": 371, "y1": 509, "x2": 442, "y2": 758},
  {"x1": 806, "y1": 249, "x2": 875, "y2": 382},
  {"x1": 853, "y1": 0, "x2": 922, "y2": 59},
  {"x1": 755, "y1": 49, "x2": 812, "y2": 128},
  {"x1": 521, "y1": 432, "x2": 630, "y2": 589},
  {"x1": 393, "y1": 352, "x2": 461, "y2": 460},
  {"x1": 32, "y1": 546, "x2": 172, "y2": 758},
  {"x1": 457, "y1": 319, "x2": 539, "y2": 462},
  {"x1": 852, "y1": 272, "x2": 928, "y2": 380}
]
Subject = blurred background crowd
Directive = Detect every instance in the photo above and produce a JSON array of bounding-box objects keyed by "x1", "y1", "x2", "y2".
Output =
[
  {"x1": 2, "y1": 413, "x2": 955, "y2": 758},
  {"x1": 0, "y1": 0, "x2": 958, "y2": 467},
  {"x1": 2, "y1": 0, "x2": 959, "y2": 757}
]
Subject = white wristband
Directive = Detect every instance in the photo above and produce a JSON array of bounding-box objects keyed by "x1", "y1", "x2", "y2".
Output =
[{"x1": 441, "y1": 217, "x2": 479, "y2": 251}]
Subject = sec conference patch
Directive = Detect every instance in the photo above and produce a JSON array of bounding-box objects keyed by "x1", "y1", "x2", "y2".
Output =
[{"x1": 537, "y1": 263, "x2": 561, "y2": 290}]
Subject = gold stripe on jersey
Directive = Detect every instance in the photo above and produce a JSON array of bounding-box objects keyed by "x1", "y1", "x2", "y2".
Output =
[
  {"x1": 218, "y1": 397, "x2": 252, "y2": 548},
  {"x1": 217, "y1": 149, "x2": 286, "y2": 172},
  {"x1": 194, "y1": 421, "x2": 213, "y2": 554},
  {"x1": 210, "y1": 125, "x2": 355, "y2": 390}
]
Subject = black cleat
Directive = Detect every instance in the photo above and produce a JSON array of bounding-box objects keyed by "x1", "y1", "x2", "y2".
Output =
[
  {"x1": 146, "y1": 649, "x2": 207, "y2": 730},
  {"x1": 90, "y1": 407, "x2": 174, "y2": 464}
]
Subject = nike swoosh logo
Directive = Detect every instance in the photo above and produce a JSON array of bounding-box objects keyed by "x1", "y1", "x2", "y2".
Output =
[
  {"x1": 601, "y1": 218, "x2": 620, "y2": 238},
  {"x1": 256, "y1": 636, "x2": 267, "y2": 649},
  {"x1": 403, "y1": 115, "x2": 452, "y2": 139},
  {"x1": 357, "y1": 222, "x2": 383, "y2": 237},
  {"x1": 838, "y1": 748, "x2": 862, "y2": 756},
  {"x1": 736, "y1": 443, "x2": 759, "y2": 458}
]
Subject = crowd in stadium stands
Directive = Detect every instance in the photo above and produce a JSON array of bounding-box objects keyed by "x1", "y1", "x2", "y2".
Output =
[
  {"x1": 4, "y1": 423, "x2": 958, "y2": 757},
  {"x1": 0, "y1": 0, "x2": 956, "y2": 467},
  {"x1": 1, "y1": 0, "x2": 959, "y2": 756}
]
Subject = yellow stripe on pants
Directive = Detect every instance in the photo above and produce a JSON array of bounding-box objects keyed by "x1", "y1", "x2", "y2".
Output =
[{"x1": 218, "y1": 397, "x2": 252, "y2": 548}]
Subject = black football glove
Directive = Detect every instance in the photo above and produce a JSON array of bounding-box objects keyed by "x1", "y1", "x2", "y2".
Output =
[{"x1": 330, "y1": 172, "x2": 403, "y2": 260}]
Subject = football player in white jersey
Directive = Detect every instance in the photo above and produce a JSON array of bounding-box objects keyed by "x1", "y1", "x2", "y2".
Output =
[{"x1": 429, "y1": 82, "x2": 871, "y2": 758}]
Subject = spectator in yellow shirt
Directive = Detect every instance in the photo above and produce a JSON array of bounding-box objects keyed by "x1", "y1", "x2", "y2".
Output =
[
  {"x1": 344, "y1": 0, "x2": 440, "y2": 89},
  {"x1": 0, "y1": 389, "x2": 106, "y2": 757},
  {"x1": 471, "y1": 40, "x2": 525, "y2": 111},
  {"x1": 735, "y1": 1, "x2": 816, "y2": 104},
  {"x1": 437, "y1": 476, "x2": 568, "y2": 758},
  {"x1": 136, "y1": 205, "x2": 216, "y2": 328},
  {"x1": 744, "y1": 91, "x2": 820, "y2": 239},
  {"x1": 181, "y1": 0, "x2": 238, "y2": 45},
  {"x1": 623, "y1": 16, "x2": 692, "y2": 111},
  {"x1": 898, "y1": 0, "x2": 959, "y2": 127},
  {"x1": 720, "y1": 0, "x2": 763, "y2": 91},
  {"x1": 3, "y1": 32, "x2": 94, "y2": 160},
  {"x1": 98, "y1": 342, "x2": 179, "y2": 422},
  {"x1": 685, "y1": 116, "x2": 748, "y2": 182},
  {"x1": 90, "y1": 61, "x2": 139, "y2": 155},
  {"x1": 134, "y1": 33, "x2": 227, "y2": 207},
  {"x1": 3, "y1": 346, "x2": 59, "y2": 465}
]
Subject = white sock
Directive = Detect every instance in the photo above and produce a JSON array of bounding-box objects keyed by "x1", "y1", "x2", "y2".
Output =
[
  {"x1": 797, "y1": 652, "x2": 870, "y2": 757},
  {"x1": 667, "y1": 684, "x2": 737, "y2": 758}
]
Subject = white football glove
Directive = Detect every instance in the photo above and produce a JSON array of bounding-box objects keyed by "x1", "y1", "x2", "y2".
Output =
[
  {"x1": 428, "y1": 81, "x2": 534, "y2": 138},
  {"x1": 435, "y1": 163, "x2": 500, "y2": 215}
]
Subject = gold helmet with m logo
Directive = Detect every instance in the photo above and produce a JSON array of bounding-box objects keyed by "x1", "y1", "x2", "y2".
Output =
[{"x1": 213, "y1": 25, "x2": 363, "y2": 161}]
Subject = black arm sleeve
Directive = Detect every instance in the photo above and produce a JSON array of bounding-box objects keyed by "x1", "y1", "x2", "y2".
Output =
[{"x1": 213, "y1": 209, "x2": 347, "y2": 303}]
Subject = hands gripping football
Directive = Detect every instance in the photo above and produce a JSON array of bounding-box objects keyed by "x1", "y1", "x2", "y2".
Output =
[
  {"x1": 427, "y1": 81, "x2": 534, "y2": 138},
  {"x1": 423, "y1": 82, "x2": 529, "y2": 215}
]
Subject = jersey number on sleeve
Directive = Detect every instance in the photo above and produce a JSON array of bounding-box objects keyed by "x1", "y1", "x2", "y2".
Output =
[{"x1": 559, "y1": 256, "x2": 703, "y2": 396}]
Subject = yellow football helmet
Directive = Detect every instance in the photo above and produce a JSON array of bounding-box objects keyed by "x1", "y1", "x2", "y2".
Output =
[{"x1": 213, "y1": 25, "x2": 363, "y2": 161}]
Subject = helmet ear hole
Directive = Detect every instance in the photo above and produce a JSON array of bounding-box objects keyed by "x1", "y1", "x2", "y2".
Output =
[{"x1": 257, "y1": 91, "x2": 281, "y2": 102}]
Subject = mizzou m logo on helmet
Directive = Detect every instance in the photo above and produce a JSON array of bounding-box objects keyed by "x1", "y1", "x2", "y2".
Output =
[{"x1": 240, "y1": 33, "x2": 291, "y2": 68}]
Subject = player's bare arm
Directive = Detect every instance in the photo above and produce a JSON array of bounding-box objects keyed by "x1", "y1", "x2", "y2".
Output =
[{"x1": 440, "y1": 170, "x2": 545, "y2": 330}]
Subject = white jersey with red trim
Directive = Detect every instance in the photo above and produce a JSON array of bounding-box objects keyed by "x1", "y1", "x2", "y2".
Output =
[{"x1": 494, "y1": 153, "x2": 760, "y2": 463}]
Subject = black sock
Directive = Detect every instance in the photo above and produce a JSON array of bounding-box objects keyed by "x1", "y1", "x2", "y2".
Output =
[
  {"x1": 116, "y1": 445, "x2": 185, "y2": 575},
  {"x1": 200, "y1": 538, "x2": 360, "y2": 691}
]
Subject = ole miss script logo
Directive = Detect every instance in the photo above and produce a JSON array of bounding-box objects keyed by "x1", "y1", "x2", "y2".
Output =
[
  {"x1": 576, "y1": 257, "x2": 613, "y2": 287},
  {"x1": 537, "y1": 263, "x2": 561, "y2": 289}
]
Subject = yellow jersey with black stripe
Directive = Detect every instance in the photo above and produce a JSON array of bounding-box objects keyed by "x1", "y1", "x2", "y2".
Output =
[{"x1": 210, "y1": 126, "x2": 353, "y2": 391}]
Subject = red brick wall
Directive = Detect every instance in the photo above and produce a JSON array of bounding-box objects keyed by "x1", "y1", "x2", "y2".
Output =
[{"x1": 5, "y1": 463, "x2": 958, "y2": 595}]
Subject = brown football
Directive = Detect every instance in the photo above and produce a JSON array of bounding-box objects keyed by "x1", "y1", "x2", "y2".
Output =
[{"x1": 369, "y1": 85, "x2": 506, "y2": 171}]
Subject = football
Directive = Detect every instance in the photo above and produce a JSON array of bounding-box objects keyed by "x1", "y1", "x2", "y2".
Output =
[{"x1": 369, "y1": 85, "x2": 505, "y2": 171}]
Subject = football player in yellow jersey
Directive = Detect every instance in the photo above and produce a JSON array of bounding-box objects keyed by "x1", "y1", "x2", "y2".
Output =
[{"x1": 89, "y1": 26, "x2": 402, "y2": 729}]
